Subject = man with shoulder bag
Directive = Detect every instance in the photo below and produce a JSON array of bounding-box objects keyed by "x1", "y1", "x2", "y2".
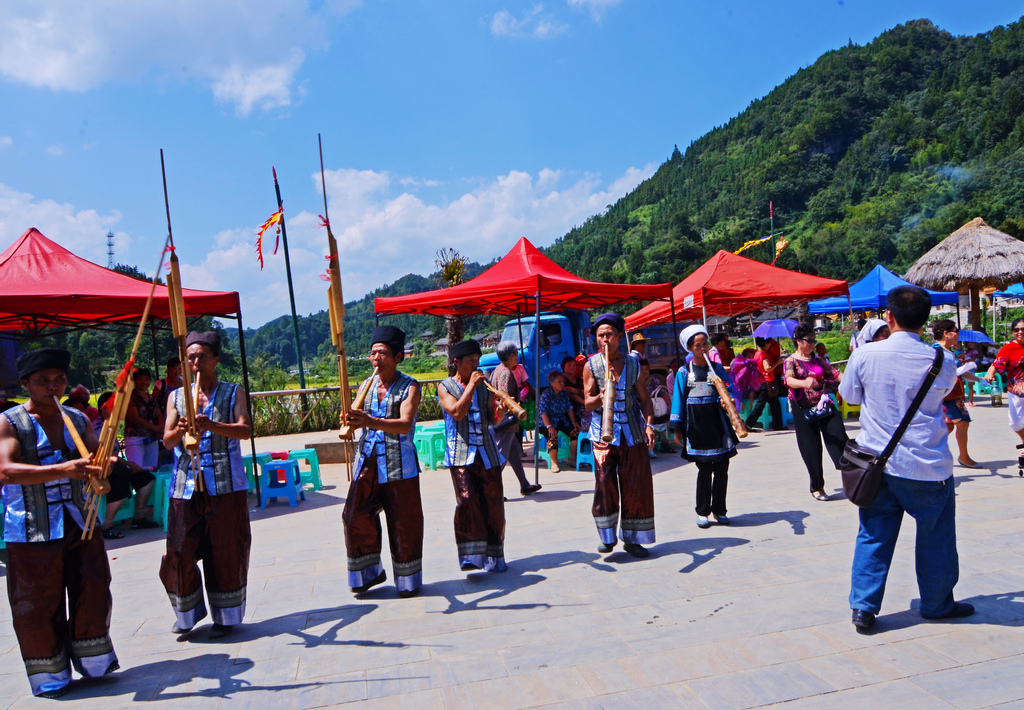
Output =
[{"x1": 838, "y1": 286, "x2": 973, "y2": 633}]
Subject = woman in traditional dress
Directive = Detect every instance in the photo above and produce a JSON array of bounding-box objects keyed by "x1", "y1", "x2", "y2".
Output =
[{"x1": 671, "y1": 325, "x2": 738, "y2": 529}]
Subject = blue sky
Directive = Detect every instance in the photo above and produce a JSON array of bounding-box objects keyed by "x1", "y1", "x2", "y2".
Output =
[{"x1": 0, "y1": 1, "x2": 1021, "y2": 327}]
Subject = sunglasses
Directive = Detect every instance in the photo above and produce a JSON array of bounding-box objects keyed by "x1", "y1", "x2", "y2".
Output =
[
  {"x1": 1014, "y1": 327, "x2": 1024, "y2": 333},
  {"x1": 798, "y1": 338, "x2": 817, "y2": 344}
]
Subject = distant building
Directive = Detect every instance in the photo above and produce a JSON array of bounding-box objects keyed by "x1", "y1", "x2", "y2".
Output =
[{"x1": 420, "y1": 330, "x2": 435, "y2": 342}]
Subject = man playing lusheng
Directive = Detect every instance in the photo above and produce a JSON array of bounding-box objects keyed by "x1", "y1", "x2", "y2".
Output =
[
  {"x1": 840, "y1": 286, "x2": 974, "y2": 632},
  {"x1": 161, "y1": 331, "x2": 252, "y2": 639},
  {"x1": 0, "y1": 348, "x2": 119, "y2": 698},
  {"x1": 438, "y1": 338, "x2": 509, "y2": 572},
  {"x1": 582, "y1": 313, "x2": 657, "y2": 558},
  {"x1": 342, "y1": 326, "x2": 425, "y2": 597}
]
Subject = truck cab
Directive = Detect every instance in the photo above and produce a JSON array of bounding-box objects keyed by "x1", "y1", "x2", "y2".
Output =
[{"x1": 479, "y1": 311, "x2": 592, "y2": 385}]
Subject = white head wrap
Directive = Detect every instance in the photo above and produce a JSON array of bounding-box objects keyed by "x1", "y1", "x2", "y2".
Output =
[
  {"x1": 860, "y1": 318, "x2": 889, "y2": 343},
  {"x1": 679, "y1": 324, "x2": 710, "y2": 353}
]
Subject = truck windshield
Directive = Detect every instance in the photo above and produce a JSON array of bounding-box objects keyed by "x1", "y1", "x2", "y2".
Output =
[{"x1": 501, "y1": 322, "x2": 533, "y2": 348}]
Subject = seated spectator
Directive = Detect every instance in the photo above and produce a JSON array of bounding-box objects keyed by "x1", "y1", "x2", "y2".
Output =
[
  {"x1": 96, "y1": 392, "x2": 160, "y2": 538},
  {"x1": 125, "y1": 368, "x2": 164, "y2": 472},
  {"x1": 730, "y1": 347, "x2": 759, "y2": 412},
  {"x1": 538, "y1": 370, "x2": 579, "y2": 473},
  {"x1": 562, "y1": 355, "x2": 590, "y2": 434},
  {"x1": 65, "y1": 384, "x2": 101, "y2": 433},
  {"x1": 640, "y1": 356, "x2": 674, "y2": 456}
]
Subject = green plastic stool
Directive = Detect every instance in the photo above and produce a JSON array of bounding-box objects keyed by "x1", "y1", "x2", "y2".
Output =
[
  {"x1": 243, "y1": 452, "x2": 273, "y2": 493},
  {"x1": 288, "y1": 448, "x2": 323, "y2": 491}
]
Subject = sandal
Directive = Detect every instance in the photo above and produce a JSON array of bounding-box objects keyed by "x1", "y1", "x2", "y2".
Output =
[
  {"x1": 811, "y1": 491, "x2": 829, "y2": 501},
  {"x1": 102, "y1": 526, "x2": 124, "y2": 540}
]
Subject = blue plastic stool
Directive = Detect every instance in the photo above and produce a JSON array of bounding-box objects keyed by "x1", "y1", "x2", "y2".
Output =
[
  {"x1": 151, "y1": 470, "x2": 173, "y2": 531},
  {"x1": 576, "y1": 431, "x2": 595, "y2": 471},
  {"x1": 288, "y1": 448, "x2": 323, "y2": 491},
  {"x1": 537, "y1": 431, "x2": 570, "y2": 469},
  {"x1": 260, "y1": 460, "x2": 305, "y2": 509},
  {"x1": 243, "y1": 452, "x2": 273, "y2": 493}
]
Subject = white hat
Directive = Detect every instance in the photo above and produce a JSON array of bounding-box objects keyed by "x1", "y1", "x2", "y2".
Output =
[{"x1": 679, "y1": 324, "x2": 710, "y2": 353}]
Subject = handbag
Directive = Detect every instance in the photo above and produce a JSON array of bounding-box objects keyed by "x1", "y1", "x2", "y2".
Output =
[
  {"x1": 765, "y1": 378, "x2": 782, "y2": 399},
  {"x1": 802, "y1": 397, "x2": 836, "y2": 422},
  {"x1": 840, "y1": 347, "x2": 945, "y2": 508}
]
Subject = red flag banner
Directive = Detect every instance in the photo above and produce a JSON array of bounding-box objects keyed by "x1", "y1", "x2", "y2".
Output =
[{"x1": 255, "y1": 208, "x2": 284, "y2": 269}]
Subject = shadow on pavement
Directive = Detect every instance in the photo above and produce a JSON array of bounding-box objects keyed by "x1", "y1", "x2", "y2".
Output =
[
  {"x1": 868, "y1": 589, "x2": 1024, "y2": 635},
  {"x1": 726, "y1": 509, "x2": 811, "y2": 535},
  {"x1": 649, "y1": 536, "x2": 750, "y2": 574},
  {"x1": 65, "y1": 652, "x2": 362, "y2": 702}
]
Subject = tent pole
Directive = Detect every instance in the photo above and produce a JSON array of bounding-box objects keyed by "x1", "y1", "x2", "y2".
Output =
[
  {"x1": 847, "y1": 295, "x2": 853, "y2": 320},
  {"x1": 150, "y1": 320, "x2": 160, "y2": 379},
  {"x1": 670, "y1": 292, "x2": 681, "y2": 365},
  {"x1": 236, "y1": 311, "x2": 261, "y2": 509},
  {"x1": 956, "y1": 299, "x2": 961, "y2": 330},
  {"x1": 534, "y1": 287, "x2": 541, "y2": 486},
  {"x1": 702, "y1": 306, "x2": 707, "y2": 327}
]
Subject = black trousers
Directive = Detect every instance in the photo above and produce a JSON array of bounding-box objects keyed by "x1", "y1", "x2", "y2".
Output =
[
  {"x1": 745, "y1": 383, "x2": 782, "y2": 429},
  {"x1": 695, "y1": 458, "x2": 729, "y2": 516},
  {"x1": 791, "y1": 407, "x2": 848, "y2": 492}
]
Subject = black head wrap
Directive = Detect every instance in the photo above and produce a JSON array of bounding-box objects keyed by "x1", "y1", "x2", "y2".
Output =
[
  {"x1": 448, "y1": 339, "x2": 482, "y2": 360},
  {"x1": 185, "y1": 331, "x2": 221, "y2": 356},
  {"x1": 371, "y1": 325, "x2": 406, "y2": 359},
  {"x1": 592, "y1": 312, "x2": 625, "y2": 335},
  {"x1": 17, "y1": 348, "x2": 71, "y2": 379}
]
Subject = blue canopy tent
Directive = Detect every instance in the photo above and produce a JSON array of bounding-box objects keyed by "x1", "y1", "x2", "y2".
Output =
[
  {"x1": 808, "y1": 265, "x2": 960, "y2": 314},
  {"x1": 993, "y1": 283, "x2": 1024, "y2": 300}
]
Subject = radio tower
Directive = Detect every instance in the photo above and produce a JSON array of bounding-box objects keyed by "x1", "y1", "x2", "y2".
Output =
[{"x1": 106, "y1": 231, "x2": 115, "y2": 268}]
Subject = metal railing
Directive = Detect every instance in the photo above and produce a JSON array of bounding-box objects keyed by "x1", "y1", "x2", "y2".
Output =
[{"x1": 249, "y1": 379, "x2": 444, "y2": 437}]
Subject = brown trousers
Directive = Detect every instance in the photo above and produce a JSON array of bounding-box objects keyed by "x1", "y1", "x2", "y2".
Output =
[
  {"x1": 592, "y1": 440, "x2": 656, "y2": 545},
  {"x1": 342, "y1": 460, "x2": 424, "y2": 589},
  {"x1": 160, "y1": 489, "x2": 251, "y2": 627},
  {"x1": 5, "y1": 513, "x2": 116, "y2": 690},
  {"x1": 449, "y1": 461, "x2": 506, "y2": 568}
]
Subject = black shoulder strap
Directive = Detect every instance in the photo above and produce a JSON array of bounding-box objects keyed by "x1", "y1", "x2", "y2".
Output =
[{"x1": 878, "y1": 347, "x2": 945, "y2": 466}]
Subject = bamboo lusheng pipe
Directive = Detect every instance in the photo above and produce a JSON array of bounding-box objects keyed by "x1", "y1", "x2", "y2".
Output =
[
  {"x1": 707, "y1": 368, "x2": 748, "y2": 439},
  {"x1": 80, "y1": 210, "x2": 171, "y2": 538},
  {"x1": 189, "y1": 369, "x2": 204, "y2": 493},
  {"x1": 339, "y1": 367, "x2": 379, "y2": 438},
  {"x1": 319, "y1": 134, "x2": 355, "y2": 481},
  {"x1": 484, "y1": 381, "x2": 527, "y2": 421},
  {"x1": 601, "y1": 343, "x2": 615, "y2": 443}
]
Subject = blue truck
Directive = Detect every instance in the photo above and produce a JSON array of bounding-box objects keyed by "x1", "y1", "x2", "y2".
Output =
[{"x1": 478, "y1": 311, "x2": 684, "y2": 384}]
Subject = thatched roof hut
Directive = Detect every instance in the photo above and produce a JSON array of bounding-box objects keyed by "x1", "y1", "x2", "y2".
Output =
[{"x1": 904, "y1": 217, "x2": 1024, "y2": 329}]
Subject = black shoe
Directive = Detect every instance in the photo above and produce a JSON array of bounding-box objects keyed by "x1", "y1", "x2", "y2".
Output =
[
  {"x1": 171, "y1": 621, "x2": 193, "y2": 634},
  {"x1": 597, "y1": 542, "x2": 616, "y2": 553},
  {"x1": 351, "y1": 570, "x2": 387, "y2": 594},
  {"x1": 101, "y1": 526, "x2": 124, "y2": 540},
  {"x1": 521, "y1": 484, "x2": 542, "y2": 496},
  {"x1": 745, "y1": 422, "x2": 763, "y2": 432},
  {"x1": 851, "y1": 609, "x2": 876, "y2": 632},
  {"x1": 771, "y1": 425, "x2": 788, "y2": 431},
  {"x1": 398, "y1": 588, "x2": 421, "y2": 599},
  {"x1": 922, "y1": 602, "x2": 975, "y2": 620},
  {"x1": 132, "y1": 518, "x2": 161, "y2": 529},
  {"x1": 623, "y1": 543, "x2": 649, "y2": 559},
  {"x1": 208, "y1": 623, "x2": 234, "y2": 639}
]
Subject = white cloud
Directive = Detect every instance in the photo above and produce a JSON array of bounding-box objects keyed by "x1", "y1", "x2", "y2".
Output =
[
  {"x1": 0, "y1": 164, "x2": 657, "y2": 327},
  {"x1": 0, "y1": 183, "x2": 132, "y2": 265},
  {"x1": 491, "y1": 6, "x2": 568, "y2": 39},
  {"x1": 567, "y1": 0, "x2": 623, "y2": 21},
  {"x1": 197, "y1": 163, "x2": 655, "y2": 325},
  {"x1": 46, "y1": 144, "x2": 63, "y2": 156},
  {"x1": 0, "y1": 136, "x2": 11, "y2": 151},
  {"x1": 0, "y1": 1, "x2": 351, "y2": 116}
]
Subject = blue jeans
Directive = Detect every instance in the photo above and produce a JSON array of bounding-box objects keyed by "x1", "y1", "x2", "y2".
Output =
[{"x1": 849, "y1": 473, "x2": 959, "y2": 617}]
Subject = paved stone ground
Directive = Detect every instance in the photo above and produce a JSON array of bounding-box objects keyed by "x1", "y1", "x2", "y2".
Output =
[{"x1": 2, "y1": 401, "x2": 1024, "y2": 708}]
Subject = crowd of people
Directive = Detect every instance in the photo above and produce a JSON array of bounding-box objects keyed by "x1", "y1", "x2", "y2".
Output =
[{"x1": 5, "y1": 287, "x2": 1019, "y2": 698}]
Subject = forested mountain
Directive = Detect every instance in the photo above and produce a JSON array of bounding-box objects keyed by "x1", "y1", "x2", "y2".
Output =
[
  {"x1": 546, "y1": 17, "x2": 1024, "y2": 295},
  {"x1": 195, "y1": 16, "x2": 1024, "y2": 372}
]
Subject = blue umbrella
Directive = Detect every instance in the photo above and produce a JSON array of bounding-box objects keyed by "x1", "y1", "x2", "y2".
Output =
[
  {"x1": 957, "y1": 329, "x2": 994, "y2": 344},
  {"x1": 752, "y1": 319, "x2": 799, "y2": 339}
]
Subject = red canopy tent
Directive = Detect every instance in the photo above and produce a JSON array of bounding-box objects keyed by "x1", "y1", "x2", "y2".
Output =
[
  {"x1": 0, "y1": 228, "x2": 262, "y2": 500},
  {"x1": 376, "y1": 237, "x2": 674, "y2": 484},
  {"x1": 375, "y1": 237, "x2": 672, "y2": 316},
  {"x1": 625, "y1": 250, "x2": 850, "y2": 331},
  {"x1": 0, "y1": 228, "x2": 240, "y2": 333}
]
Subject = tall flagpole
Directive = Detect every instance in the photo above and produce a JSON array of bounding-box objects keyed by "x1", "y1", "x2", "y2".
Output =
[{"x1": 272, "y1": 168, "x2": 308, "y2": 393}]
